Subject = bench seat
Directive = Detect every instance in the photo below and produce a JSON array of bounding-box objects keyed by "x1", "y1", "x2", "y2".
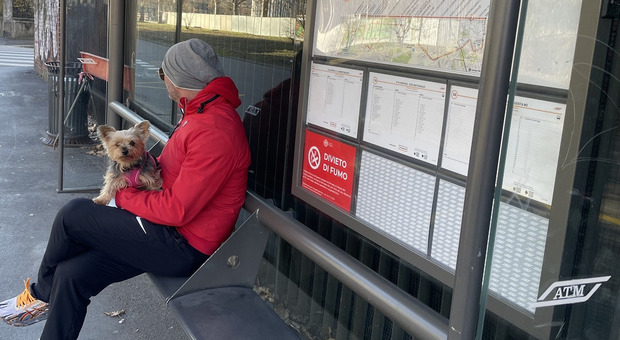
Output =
[
  {"x1": 148, "y1": 207, "x2": 300, "y2": 340},
  {"x1": 168, "y1": 286, "x2": 300, "y2": 340}
]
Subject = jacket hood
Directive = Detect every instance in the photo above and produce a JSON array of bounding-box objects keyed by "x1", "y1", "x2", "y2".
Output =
[{"x1": 178, "y1": 77, "x2": 241, "y2": 114}]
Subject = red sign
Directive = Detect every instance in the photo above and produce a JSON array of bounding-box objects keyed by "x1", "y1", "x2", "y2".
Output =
[{"x1": 301, "y1": 130, "x2": 357, "y2": 212}]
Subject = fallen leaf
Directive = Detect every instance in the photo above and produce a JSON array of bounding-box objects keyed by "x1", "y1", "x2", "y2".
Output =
[{"x1": 104, "y1": 309, "x2": 126, "y2": 317}]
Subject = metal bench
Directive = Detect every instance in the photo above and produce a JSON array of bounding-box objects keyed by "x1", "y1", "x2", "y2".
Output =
[{"x1": 148, "y1": 207, "x2": 300, "y2": 340}]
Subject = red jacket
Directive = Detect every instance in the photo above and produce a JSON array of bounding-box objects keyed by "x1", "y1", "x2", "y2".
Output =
[{"x1": 116, "y1": 77, "x2": 251, "y2": 255}]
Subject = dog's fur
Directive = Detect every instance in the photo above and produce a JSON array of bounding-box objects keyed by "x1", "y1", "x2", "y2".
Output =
[{"x1": 93, "y1": 121, "x2": 162, "y2": 205}]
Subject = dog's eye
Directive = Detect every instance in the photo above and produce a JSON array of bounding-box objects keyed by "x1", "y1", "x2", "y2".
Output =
[
  {"x1": 115, "y1": 143, "x2": 120, "y2": 147},
  {"x1": 129, "y1": 141, "x2": 135, "y2": 146}
]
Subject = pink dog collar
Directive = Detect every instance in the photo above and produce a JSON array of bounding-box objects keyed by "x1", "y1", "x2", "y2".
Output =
[
  {"x1": 123, "y1": 168, "x2": 142, "y2": 187},
  {"x1": 122, "y1": 152, "x2": 157, "y2": 187}
]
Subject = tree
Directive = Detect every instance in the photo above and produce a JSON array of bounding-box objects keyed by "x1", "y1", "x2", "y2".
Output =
[
  {"x1": 182, "y1": 0, "x2": 199, "y2": 28},
  {"x1": 13, "y1": 0, "x2": 33, "y2": 18},
  {"x1": 33, "y1": 0, "x2": 58, "y2": 74},
  {"x1": 231, "y1": 0, "x2": 248, "y2": 15},
  {"x1": 254, "y1": 0, "x2": 305, "y2": 18}
]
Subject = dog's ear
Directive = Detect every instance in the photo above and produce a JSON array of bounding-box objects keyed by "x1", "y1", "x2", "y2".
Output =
[
  {"x1": 134, "y1": 121, "x2": 151, "y2": 142},
  {"x1": 97, "y1": 125, "x2": 116, "y2": 142}
]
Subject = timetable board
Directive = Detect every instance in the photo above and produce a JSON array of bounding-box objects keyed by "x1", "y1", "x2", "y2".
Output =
[
  {"x1": 442, "y1": 86, "x2": 478, "y2": 176},
  {"x1": 363, "y1": 73, "x2": 447, "y2": 165},
  {"x1": 440, "y1": 88, "x2": 566, "y2": 205},
  {"x1": 502, "y1": 97, "x2": 566, "y2": 205},
  {"x1": 306, "y1": 62, "x2": 363, "y2": 138}
]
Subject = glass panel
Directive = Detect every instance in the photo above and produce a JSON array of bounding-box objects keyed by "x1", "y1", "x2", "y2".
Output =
[
  {"x1": 479, "y1": 1, "x2": 620, "y2": 339},
  {"x1": 59, "y1": 0, "x2": 109, "y2": 190},
  {"x1": 258, "y1": 223, "x2": 451, "y2": 339},
  {"x1": 127, "y1": 2, "x2": 304, "y2": 209},
  {"x1": 127, "y1": 0, "x2": 178, "y2": 131},
  {"x1": 174, "y1": 0, "x2": 305, "y2": 208}
]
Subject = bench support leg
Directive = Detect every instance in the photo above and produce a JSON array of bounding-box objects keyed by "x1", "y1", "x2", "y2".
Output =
[{"x1": 167, "y1": 210, "x2": 269, "y2": 303}]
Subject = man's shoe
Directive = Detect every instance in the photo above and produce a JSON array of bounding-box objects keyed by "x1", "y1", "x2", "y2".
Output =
[{"x1": 0, "y1": 278, "x2": 48, "y2": 327}]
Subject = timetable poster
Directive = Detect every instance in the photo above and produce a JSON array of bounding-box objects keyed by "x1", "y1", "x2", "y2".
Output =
[
  {"x1": 301, "y1": 129, "x2": 357, "y2": 212},
  {"x1": 363, "y1": 72, "x2": 446, "y2": 165},
  {"x1": 502, "y1": 97, "x2": 566, "y2": 205},
  {"x1": 442, "y1": 86, "x2": 478, "y2": 176},
  {"x1": 306, "y1": 62, "x2": 363, "y2": 138}
]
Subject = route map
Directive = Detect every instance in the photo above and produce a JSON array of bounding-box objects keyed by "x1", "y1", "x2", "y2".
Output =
[{"x1": 314, "y1": 0, "x2": 490, "y2": 75}]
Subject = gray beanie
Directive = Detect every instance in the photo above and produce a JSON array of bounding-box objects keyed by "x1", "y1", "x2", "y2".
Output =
[{"x1": 161, "y1": 39, "x2": 225, "y2": 91}]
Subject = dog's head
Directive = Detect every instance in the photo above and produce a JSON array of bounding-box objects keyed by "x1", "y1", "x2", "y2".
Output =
[{"x1": 97, "y1": 121, "x2": 150, "y2": 169}]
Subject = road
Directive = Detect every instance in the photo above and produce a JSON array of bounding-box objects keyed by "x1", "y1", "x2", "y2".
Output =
[{"x1": 0, "y1": 44, "x2": 34, "y2": 67}]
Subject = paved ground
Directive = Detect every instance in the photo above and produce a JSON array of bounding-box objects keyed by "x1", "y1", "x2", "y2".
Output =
[{"x1": 0, "y1": 37, "x2": 188, "y2": 340}]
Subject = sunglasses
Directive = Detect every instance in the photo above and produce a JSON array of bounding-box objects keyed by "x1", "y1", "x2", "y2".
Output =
[{"x1": 158, "y1": 67, "x2": 165, "y2": 81}]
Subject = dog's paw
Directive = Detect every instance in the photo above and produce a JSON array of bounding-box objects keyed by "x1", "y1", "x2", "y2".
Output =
[{"x1": 93, "y1": 196, "x2": 109, "y2": 205}]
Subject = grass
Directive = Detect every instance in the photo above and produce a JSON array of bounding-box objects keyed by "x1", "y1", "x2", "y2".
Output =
[{"x1": 138, "y1": 22, "x2": 298, "y2": 65}]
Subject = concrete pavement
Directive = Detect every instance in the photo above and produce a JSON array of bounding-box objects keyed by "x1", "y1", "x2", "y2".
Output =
[{"x1": 0, "y1": 37, "x2": 188, "y2": 340}]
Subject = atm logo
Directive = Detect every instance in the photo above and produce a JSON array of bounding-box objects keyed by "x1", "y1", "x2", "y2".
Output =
[{"x1": 531, "y1": 276, "x2": 611, "y2": 308}]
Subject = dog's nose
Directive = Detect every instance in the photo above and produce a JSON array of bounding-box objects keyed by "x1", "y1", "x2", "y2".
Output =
[{"x1": 122, "y1": 148, "x2": 129, "y2": 156}]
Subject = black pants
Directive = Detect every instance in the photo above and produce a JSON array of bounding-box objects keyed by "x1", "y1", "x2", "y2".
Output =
[{"x1": 33, "y1": 198, "x2": 208, "y2": 340}]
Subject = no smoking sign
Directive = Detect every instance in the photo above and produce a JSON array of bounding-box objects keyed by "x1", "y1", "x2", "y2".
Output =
[
  {"x1": 301, "y1": 130, "x2": 356, "y2": 212},
  {"x1": 308, "y1": 146, "x2": 321, "y2": 169}
]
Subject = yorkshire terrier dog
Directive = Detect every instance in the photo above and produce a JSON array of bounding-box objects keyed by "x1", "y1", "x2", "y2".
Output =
[{"x1": 93, "y1": 121, "x2": 162, "y2": 205}]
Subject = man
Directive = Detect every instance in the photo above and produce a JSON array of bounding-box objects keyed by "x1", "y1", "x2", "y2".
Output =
[{"x1": 0, "y1": 38, "x2": 251, "y2": 340}]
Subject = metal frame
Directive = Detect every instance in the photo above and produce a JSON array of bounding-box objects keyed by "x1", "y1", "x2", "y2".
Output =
[
  {"x1": 107, "y1": 0, "x2": 124, "y2": 129},
  {"x1": 56, "y1": 0, "x2": 66, "y2": 191},
  {"x1": 534, "y1": 1, "x2": 607, "y2": 339},
  {"x1": 448, "y1": 0, "x2": 522, "y2": 338},
  {"x1": 290, "y1": 1, "x2": 521, "y2": 338}
]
